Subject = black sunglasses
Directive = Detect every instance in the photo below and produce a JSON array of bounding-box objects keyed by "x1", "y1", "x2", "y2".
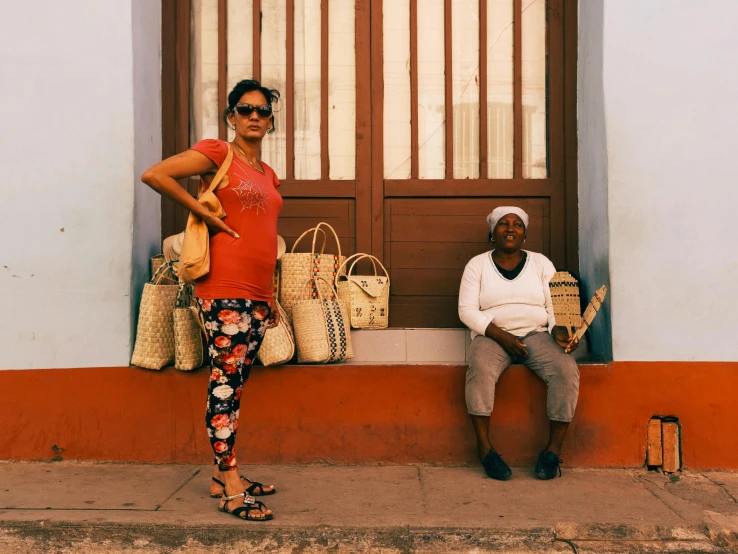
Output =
[{"x1": 233, "y1": 103, "x2": 273, "y2": 118}]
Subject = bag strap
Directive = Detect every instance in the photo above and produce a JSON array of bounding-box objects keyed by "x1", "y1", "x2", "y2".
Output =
[
  {"x1": 347, "y1": 254, "x2": 389, "y2": 281},
  {"x1": 175, "y1": 280, "x2": 194, "y2": 308},
  {"x1": 336, "y1": 253, "x2": 377, "y2": 283},
  {"x1": 201, "y1": 143, "x2": 234, "y2": 197},
  {"x1": 273, "y1": 299, "x2": 290, "y2": 324},
  {"x1": 272, "y1": 300, "x2": 294, "y2": 339},
  {"x1": 291, "y1": 227, "x2": 327, "y2": 254},
  {"x1": 312, "y1": 222, "x2": 342, "y2": 259},
  {"x1": 190, "y1": 303, "x2": 208, "y2": 338},
  {"x1": 300, "y1": 276, "x2": 336, "y2": 301},
  {"x1": 151, "y1": 260, "x2": 177, "y2": 284}
]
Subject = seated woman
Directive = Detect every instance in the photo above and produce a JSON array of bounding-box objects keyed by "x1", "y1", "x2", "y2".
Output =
[{"x1": 458, "y1": 206, "x2": 579, "y2": 481}]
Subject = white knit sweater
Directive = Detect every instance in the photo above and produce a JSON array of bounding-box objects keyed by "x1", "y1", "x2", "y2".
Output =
[{"x1": 458, "y1": 250, "x2": 557, "y2": 339}]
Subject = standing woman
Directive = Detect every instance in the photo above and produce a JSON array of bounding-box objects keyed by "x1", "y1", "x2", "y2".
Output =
[{"x1": 142, "y1": 80, "x2": 282, "y2": 521}]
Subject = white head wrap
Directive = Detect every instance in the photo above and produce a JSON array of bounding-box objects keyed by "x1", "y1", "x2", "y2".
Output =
[{"x1": 486, "y1": 206, "x2": 529, "y2": 234}]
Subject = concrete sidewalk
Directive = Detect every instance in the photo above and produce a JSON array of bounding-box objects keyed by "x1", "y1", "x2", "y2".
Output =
[{"x1": 1, "y1": 462, "x2": 737, "y2": 553}]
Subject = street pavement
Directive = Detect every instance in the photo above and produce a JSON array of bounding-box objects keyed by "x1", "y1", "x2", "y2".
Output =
[{"x1": 1, "y1": 462, "x2": 737, "y2": 553}]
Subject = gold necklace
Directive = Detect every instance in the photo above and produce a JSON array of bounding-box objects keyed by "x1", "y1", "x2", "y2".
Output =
[{"x1": 232, "y1": 141, "x2": 264, "y2": 174}]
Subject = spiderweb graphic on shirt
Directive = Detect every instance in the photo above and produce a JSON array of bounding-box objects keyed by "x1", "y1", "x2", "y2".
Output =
[{"x1": 229, "y1": 169, "x2": 268, "y2": 214}]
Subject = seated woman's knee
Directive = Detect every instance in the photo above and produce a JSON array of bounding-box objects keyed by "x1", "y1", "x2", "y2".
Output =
[
  {"x1": 468, "y1": 357, "x2": 506, "y2": 385},
  {"x1": 554, "y1": 354, "x2": 579, "y2": 389}
]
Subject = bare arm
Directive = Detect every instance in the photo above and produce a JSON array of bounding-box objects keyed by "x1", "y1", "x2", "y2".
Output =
[{"x1": 141, "y1": 150, "x2": 238, "y2": 238}]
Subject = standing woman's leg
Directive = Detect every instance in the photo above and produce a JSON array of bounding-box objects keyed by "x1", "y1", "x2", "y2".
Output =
[{"x1": 198, "y1": 298, "x2": 273, "y2": 520}]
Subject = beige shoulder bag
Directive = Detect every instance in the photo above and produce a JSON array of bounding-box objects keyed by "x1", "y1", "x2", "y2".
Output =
[{"x1": 177, "y1": 144, "x2": 234, "y2": 284}]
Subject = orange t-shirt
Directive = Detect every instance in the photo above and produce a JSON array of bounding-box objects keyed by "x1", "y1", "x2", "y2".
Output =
[{"x1": 190, "y1": 139, "x2": 283, "y2": 301}]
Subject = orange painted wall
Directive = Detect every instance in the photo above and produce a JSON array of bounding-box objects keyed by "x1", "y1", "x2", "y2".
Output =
[{"x1": 1, "y1": 362, "x2": 736, "y2": 469}]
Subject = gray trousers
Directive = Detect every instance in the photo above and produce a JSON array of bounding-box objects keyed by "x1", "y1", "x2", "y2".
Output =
[{"x1": 465, "y1": 331, "x2": 579, "y2": 422}]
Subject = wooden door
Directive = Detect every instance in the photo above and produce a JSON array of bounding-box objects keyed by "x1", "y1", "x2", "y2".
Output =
[{"x1": 161, "y1": 0, "x2": 577, "y2": 328}]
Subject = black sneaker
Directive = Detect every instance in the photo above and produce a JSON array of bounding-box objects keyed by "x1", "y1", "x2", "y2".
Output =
[
  {"x1": 481, "y1": 449, "x2": 512, "y2": 480},
  {"x1": 535, "y1": 451, "x2": 562, "y2": 480}
]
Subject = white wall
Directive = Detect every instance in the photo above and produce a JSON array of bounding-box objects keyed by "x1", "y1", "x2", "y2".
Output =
[
  {"x1": 0, "y1": 1, "x2": 161, "y2": 369},
  {"x1": 590, "y1": 0, "x2": 738, "y2": 361}
]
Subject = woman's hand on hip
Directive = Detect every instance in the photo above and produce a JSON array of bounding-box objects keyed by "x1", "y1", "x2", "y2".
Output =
[
  {"x1": 141, "y1": 150, "x2": 239, "y2": 240},
  {"x1": 553, "y1": 326, "x2": 579, "y2": 353},
  {"x1": 203, "y1": 212, "x2": 239, "y2": 239}
]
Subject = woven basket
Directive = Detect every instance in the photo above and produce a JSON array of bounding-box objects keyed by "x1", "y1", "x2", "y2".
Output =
[
  {"x1": 279, "y1": 223, "x2": 346, "y2": 319},
  {"x1": 173, "y1": 281, "x2": 204, "y2": 371},
  {"x1": 293, "y1": 277, "x2": 353, "y2": 363},
  {"x1": 256, "y1": 302, "x2": 295, "y2": 366},
  {"x1": 336, "y1": 254, "x2": 390, "y2": 329},
  {"x1": 131, "y1": 262, "x2": 180, "y2": 370}
]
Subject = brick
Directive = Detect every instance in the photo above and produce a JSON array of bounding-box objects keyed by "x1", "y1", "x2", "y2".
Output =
[
  {"x1": 646, "y1": 418, "x2": 663, "y2": 466},
  {"x1": 662, "y1": 421, "x2": 681, "y2": 473}
]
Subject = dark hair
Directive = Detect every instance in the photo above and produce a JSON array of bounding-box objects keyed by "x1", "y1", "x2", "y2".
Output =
[{"x1": 223, "y1": 79, "x2": 281, "y2": 133}]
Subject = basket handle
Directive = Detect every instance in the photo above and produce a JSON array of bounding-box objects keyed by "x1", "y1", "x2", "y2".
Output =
[
  {"x1": 272, "y1": 300, "x2": 294, "y2": 339},
  {"x1": 291, "y1": 226, "x2": 327, "y2": 255},
  {"x1": 348, "y1": 254, "x2": 388, "y2": 280},
  {"x1": 199, "y1": 143, "x2": 234, "y2": 196},
  {"x1": 175, "y1": 280, "x2": 194, "y2": 308},
  {"x1": 336, "y1": 253, "x2": 377, "y2": 283},
  {"x1": 312, "y1": 222, "x2": 343, "y2": 259},
  {"x1": 300, "y1": 276, "x2": 336, "y2": 302},
  {"x1": 151, "y1": 260, "x2": 177, "y2": 285},
  {"x1": 339, "y1": 254, "x2": 389, "y2": 282}
]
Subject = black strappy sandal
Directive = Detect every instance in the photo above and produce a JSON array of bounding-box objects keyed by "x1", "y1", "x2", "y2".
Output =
[
  {"x1": 210, "y1": 476, "x2": 276, "y2": 498},
  {"x1": 219, "y1": 492, "x2": 273, "y2": 521}
]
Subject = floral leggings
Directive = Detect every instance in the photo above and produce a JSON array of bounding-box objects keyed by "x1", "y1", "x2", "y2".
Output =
[{"x1": 197, "y1": 298, "x2": 271, "y2": 471}]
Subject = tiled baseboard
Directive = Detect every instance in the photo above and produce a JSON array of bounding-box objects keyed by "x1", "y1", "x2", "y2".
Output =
[
  {"x1": 347, "y1": 328, "x2": 590, "y2": 364},
  {"x1": 347, "y1": 328, "x2": 470, "y2": 364}
]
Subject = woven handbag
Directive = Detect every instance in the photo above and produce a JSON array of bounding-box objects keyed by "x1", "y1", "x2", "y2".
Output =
[
  {"x1": 292, "y1": 277, "x2": 353, "y2": 363},
  {"x1": 131, "y1": 262, "x2": 180, "y2": 370},
  {"x1": 178, "y1": 144, "x2": 234, "y2": 284},
  {"x1": 256, "y1": 301, "x2": 295, "y2": 366},
  {"x1": 279, "y1": 223, "x2": 346, "y2": 318},
  {"x1": 335, "y1": 254, "x2": 390, "y2": 329},
  {"x1": 172, "y1": 281, "x2": 204, "y2": 371}
]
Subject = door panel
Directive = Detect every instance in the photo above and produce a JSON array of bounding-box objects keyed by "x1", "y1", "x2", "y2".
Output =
[{"x1": 375, "y1": 0, "x2": 567, "y2": 327}]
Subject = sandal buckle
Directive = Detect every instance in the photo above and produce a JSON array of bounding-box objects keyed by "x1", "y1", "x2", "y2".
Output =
[{"x1": 243, "y1": 495, "x2": 255, "y2": 504}]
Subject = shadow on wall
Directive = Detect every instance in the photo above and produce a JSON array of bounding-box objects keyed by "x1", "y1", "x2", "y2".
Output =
[{"x1": 578, "y1": 0, "x2": 612, "y2": 361}]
